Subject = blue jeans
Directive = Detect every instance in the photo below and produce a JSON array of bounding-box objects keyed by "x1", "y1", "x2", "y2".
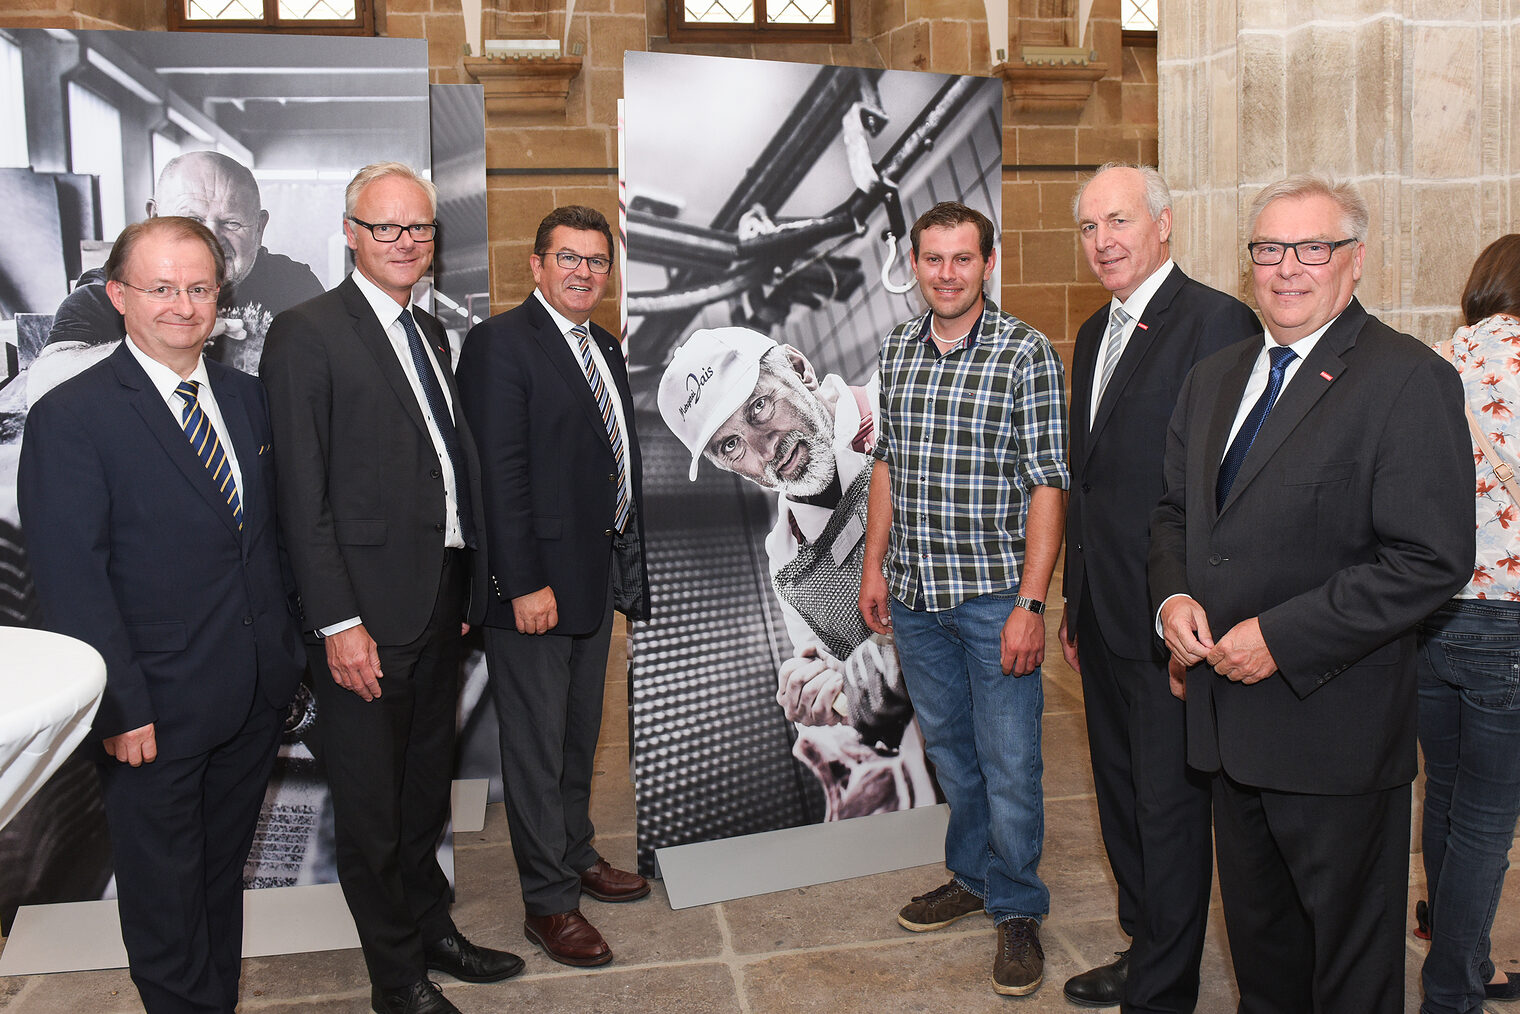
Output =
[
  {"x1": 1418, "y1": 597, "x2": 1520, "y2": 1014},
  {"x1": 890, "y1": 589, "x2": 1048, "y2": 922}
]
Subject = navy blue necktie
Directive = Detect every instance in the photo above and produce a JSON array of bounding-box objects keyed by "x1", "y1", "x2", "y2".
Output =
[
  {"x1": 1216, "y1": 345, "x2": 1297, "y2": 511},
  {"x1": 398, "y1": 309, "x2": 476, "y2": 549}
]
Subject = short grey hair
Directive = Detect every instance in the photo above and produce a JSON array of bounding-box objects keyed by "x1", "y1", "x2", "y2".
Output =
[
  {"x1": 1072, "y1": 162, "x2": 1172, "y2": 222},
  {"x1": 344, "y1": 162, "x2": 438, "y2": 219},
  {"x1": 1247, "y1": 173, "x2": 1369, "y2": 241}
]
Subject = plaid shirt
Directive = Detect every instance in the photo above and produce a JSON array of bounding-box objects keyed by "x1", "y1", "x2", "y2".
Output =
[{"x1": 873, "y1": 300, "x2": 1069, "y2": 611}]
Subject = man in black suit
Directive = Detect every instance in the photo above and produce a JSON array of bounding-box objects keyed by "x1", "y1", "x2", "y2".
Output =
[
  {"x1": 261, "y1": 163, "x2": 521, "y2": 1014},
  {"x1": 456, "y1": 205, "x2": 650, "y2": 969},
  {"x1": 18, "y1": 216, "x2": 304, "y2": 1013},
  {"x1": 1150, "y1": 174, "x2": 1474, "y2": 1012},
  {"x1": 1060, "y1": 164, "x2": 1258, "y2": 1012}
]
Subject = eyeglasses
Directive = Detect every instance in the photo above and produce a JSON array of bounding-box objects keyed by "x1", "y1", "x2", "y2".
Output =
[
  {"x1": 1247, "y1": 238, "x2": 1358, "y2": 266},
  {"x1": 539, "y1": 251, "x2": 612, "y2": 275},
  {"x1": 349, "y1": 217, "x2": 438, "y2": 243},
  {"x1": 116, "y1": 281, "x2": 221, "y2": 303}
]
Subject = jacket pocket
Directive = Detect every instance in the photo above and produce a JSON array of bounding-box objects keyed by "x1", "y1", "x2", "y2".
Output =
[
  {"x1": 126, "y1": 620, "x2": 187, "y2": 653},
  {"x1": 334, "y1": 519, "x2": 387, "y2": 545}
]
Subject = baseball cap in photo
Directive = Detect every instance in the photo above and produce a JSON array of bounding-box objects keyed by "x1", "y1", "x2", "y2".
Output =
[{"x1": 657, "y1": 326, "x2": 778, "y2": 481}]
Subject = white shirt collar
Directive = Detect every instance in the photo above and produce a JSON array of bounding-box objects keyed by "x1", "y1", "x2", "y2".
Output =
[
  {"x1": 1262, "y1": 307, "x2": 1344, "y2": 361},
  {"x1": 351, "y1": 267, "x2": 412, "y2": 328},
  {"x1": 124, "y1": 335, "x2": 209, "y2": 400},
  {"x1": 1110, "y1": 258, "x2": 1176, "y2": 323},
  {"x1": 533, "y1": 288, "x2": 585, "y2": 337}
]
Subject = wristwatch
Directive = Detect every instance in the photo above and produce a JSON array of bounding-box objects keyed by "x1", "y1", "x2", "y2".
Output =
[{"x1": 1012, "y1": 595, "x2": 1045, "y2": 615}]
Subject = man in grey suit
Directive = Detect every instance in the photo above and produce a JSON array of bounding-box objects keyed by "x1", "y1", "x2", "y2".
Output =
[
  {"x1": 1149, "y1": 174, "x2": 1474, "y2": 1012},
  {"x1": 1060, "y1": 164, "x2": 1258, "y2": 1012},
  {"x1": 261, "y1": 163, "x2": 520, "y2": 1014}
]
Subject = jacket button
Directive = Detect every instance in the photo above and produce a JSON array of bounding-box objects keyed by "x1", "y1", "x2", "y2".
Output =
[
  {"x1": 608, "y1": 473, "x2": 616, "y2": 482},
  {"x1": 1081, "y1": 483, "x2": 1091, "y2": 493},
  {"x1": 1208, "y1": 554, "x2": 1222, "y2": 565},
  {"x1": 604, "y1": 529, "x2": 615, "y2": 536},
  {"x1": 431, "y1": 467, "x2": 441, "y2": 479},
  {"x1": 243, "y1": 615, "x2": 254, "y2": 626},
  {"x1": 435, "y1": 522, "x2": 444, "y2": 532}
]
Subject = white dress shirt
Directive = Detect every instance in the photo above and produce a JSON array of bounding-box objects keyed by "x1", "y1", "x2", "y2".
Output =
[
  {"x1": 533, "y1": 288, "x2": 630, "y2": 455},
  {"x1": 124, "y1": 336, "x2": 243, "y2": 495}
]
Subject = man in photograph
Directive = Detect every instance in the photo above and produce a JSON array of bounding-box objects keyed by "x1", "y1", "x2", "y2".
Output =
[
  {"x1": 456, "y1": 205, "x2": 650, "y2": 969},
  {"x1": 18, "y1": 216, "x2": 304, "y2": 1013},
  {"x1": 261, "y1": 162, "x2": 520, "y2": 1014},
  {"x1": 49, "y1": 149, "x2": 323, "y2": 370},
  {"x1": 1150, "y1": 174, "x2": 1473, "y2": 1012},
  {"x1": 656, "y1": 325, "x2": 934, "y2": 819},
  {"x1": 860, "y1": 201, "x2": 1067, "y2": 998},
  {"x1": 1060, "y1": 163, "x2": 1259, "y2": 1011}
]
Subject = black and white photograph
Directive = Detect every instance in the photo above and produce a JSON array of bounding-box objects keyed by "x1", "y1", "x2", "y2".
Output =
[
  {"x1": 0, "y1": 26, "x2": 444, "y2": 932},
  {"x1": 621, "y1": 51, "x2": 1002, "y2": 874}
]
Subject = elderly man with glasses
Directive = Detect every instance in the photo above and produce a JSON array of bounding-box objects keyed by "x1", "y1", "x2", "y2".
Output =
[{"x1": 456, "y1": 205, "x2": 651, "y2": 970}]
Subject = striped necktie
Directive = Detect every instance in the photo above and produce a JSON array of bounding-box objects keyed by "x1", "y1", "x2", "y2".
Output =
[
  {"x1": 1094, "y1": 304, "x2": 1131, "y2": 410},
  {"x1": 174, "y1": 380, "x2": 242, "y2": 530},
  {"x1": 570, "y1": 324, "x2": 632, "y2": 533}
]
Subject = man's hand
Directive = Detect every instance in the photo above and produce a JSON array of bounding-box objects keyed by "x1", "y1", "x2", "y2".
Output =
[
  {"x1": 859, "y1": 566, "x2": 892, "y2": 635},
  {"x1": 1160, "y1": 595, "x2": 1215, "y2": 668},
  {"x1": 1205, "y1": 616, "x2": 1277, "y2": 684},
  {"x1": 777, "y1": 648, "x2": 846, "y2": 726},
  {"x1": 103, "y1": 723, "x2": 158, "y2": 766},
  {"x1": 326, "y1": 624, "x2": 384, "y2": 701},
  {"x1": 1057, "y1": 611, "x2": 1080, "y2": 674},
  {"x1": 1168, "y1": 656, "x2": 1187, "y2": 701},
  {"x1": 512, "y1": 585, "x2": 558, "y2": 635},
  {"x1": 1001, "y1": 605, "x2": 1045, "y2": 676}
]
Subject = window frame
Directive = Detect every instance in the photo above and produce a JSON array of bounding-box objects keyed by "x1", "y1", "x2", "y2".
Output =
[
  {"x1": 666, "y1": 0, "x2": 851, "y2": 45},
  {"x1": 167, "y1": 0, "x2": 375, "y2": 36}
]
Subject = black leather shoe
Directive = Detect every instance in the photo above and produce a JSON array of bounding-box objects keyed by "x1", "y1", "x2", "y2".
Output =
[
  {"x1": 1063, "y1": 949, "x2": 1129, "y2": 1007},
  {"x1": 1488, "y1": 971, "x2": 1520, "y2": 1000},
  {"x1": 424, "y1": 931, "x2": 525, "y2": 983},
  {"x1": 371, "y1": 980, "x2": 461, "y2": 1014}
]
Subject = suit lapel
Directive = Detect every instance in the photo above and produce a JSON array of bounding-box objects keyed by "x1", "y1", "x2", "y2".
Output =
[
  {"x1": 1217, "y1": 299, "x2": 1366, "y2": 515},
  {"x1": 526, "y1": 298, "x2": 615, "y2": 450},
  {"x1": 209, "y1": 363, "x2": 259, "y2": 544},
  {"x1": 1085, "y1": 268, "x2": 1186, "y2": 459},
  {"x1": 340, "y1": 278, "x2": 431, "y2": 440},
  {"x1": 111, "y1": 344, "x2": 244, "y2": 539}
]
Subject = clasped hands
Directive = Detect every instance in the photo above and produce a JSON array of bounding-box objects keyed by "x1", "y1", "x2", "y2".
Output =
[{"x1": 1158, "y1": 595, "x2": 1277, "y2": 700}]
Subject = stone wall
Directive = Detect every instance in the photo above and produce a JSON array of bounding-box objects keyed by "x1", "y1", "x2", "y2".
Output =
[
  {"x1": 0, "y1": 0, "x2": 1162, "y2": 353},
  {"x1": 1162, "y1": 0, "x2": 1520, "y2": 344}
]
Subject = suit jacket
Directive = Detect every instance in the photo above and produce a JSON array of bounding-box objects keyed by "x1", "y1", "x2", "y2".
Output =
[
  {"x1": 17, "y1": 342, "x2": 303, "y2": 760},
  {"x1": 260, "y1": 276, "x2": 488, "y2": 643},
  {"x1": 1148, "y1": 298, "x2": 1474, "y2": 794},
  {"x1": 1065, "y1": 267, "x2": 1259, "y2": 660},
  {"x1": 455, "y1": 295, "x2": 647, "y2": 636}
]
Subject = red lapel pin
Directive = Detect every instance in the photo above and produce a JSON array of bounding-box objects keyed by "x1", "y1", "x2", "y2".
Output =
[{"x1": 1319, "y1": 370, "x2": 1334, "y2": 381}]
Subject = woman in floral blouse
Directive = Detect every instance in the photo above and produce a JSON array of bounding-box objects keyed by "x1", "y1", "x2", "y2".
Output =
[{"x1": 1419, "y1": 233, "x2": 1520, "y2": 1014}]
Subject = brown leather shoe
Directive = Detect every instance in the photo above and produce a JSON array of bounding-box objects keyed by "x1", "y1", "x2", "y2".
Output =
[
  {"x1": 524, "y1": 909, "x2": 613, "y2": 967},
  {"x1": 579, "y1": 857, "x2": 651, "y2": 903}
]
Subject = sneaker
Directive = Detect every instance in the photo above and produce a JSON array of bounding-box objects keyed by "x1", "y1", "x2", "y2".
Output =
[
  {"x1": 897, "y1": 879, "x2": 985, "y2": 932},
  {"x1": 993, "y1": 917, "x2": 1044, "y2": 996}
]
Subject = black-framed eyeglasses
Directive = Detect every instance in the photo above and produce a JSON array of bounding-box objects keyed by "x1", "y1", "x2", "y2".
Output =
[
  {"x1": 539, "y1": 250, "x2": 612, "y2": 275},
  {"x1": 349, "y1": 217, "x2": 438, "y2": 243},
  {"x1": 116, "y1": 281, "x2": 221, "y2": 303},
  {"x1": 1247, "y1": 237, "x2": 1357, "y2": 266}
]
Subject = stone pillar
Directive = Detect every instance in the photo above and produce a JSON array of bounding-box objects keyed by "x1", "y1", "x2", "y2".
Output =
[{"x1": 1160, "y1": 0, "x2": 1519, "y2": 343}]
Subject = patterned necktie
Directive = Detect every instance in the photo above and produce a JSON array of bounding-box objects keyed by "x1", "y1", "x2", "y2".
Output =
[
  {"x1": 1094, "y1": 304, "x2": 1131, "y2": 410},
  {"x1": 1216, "y1": 345, "x2": 1298, "y2": 511},
  {"x1": 570, "y1": 324, "x2": 632, "y2": 533},
  {"x1": 174, "y1": 380, "x2": 242, "y2": 530},
  {"x1": 398, "y1": 309, "x2": 477, "y2": 549}
]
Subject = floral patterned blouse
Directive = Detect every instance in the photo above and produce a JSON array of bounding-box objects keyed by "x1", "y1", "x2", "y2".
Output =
[{"x1": 1448, "y1": 312, "x2": 1520, "y2": 599}]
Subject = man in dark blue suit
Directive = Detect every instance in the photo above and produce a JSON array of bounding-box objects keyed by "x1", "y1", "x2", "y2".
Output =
[
  {"x1": 1060, "y1": 164, "x2": 1259, "y2": 1012},
  {"x1": 456, "y1": 205, "x2": 650, "y2": 969},
  {"x1": 18, "y1": 216, "x2": 304, "y2": 1013}
]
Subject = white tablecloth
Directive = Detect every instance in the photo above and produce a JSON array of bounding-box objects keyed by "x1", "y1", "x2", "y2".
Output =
[{"x1": 0, "y1": 627, "x2": 106, "y2": 831}]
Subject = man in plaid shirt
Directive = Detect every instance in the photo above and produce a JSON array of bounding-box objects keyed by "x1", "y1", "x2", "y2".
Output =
[{"x1": 860, "y1": 201, "x2": 1068, "y2": 998}]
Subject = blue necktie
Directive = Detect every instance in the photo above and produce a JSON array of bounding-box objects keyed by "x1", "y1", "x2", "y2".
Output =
[
  {"x1": 570, "y1": 324, "x2": 632, "y2": 533},
  {"x1": 1216, "y1": 345, "x2": 1297, "y2": 511},
  {"x1": 398, "y1": 309, "x2": 476, "y2": 548},
  {"x1": 174, "y1": 380, "x2": 242, "y2": 530}
]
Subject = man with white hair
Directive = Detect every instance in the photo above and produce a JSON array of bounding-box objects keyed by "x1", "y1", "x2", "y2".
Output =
[{"x1": 658, "y1": 327, "x2": 934, "y2": 818}]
